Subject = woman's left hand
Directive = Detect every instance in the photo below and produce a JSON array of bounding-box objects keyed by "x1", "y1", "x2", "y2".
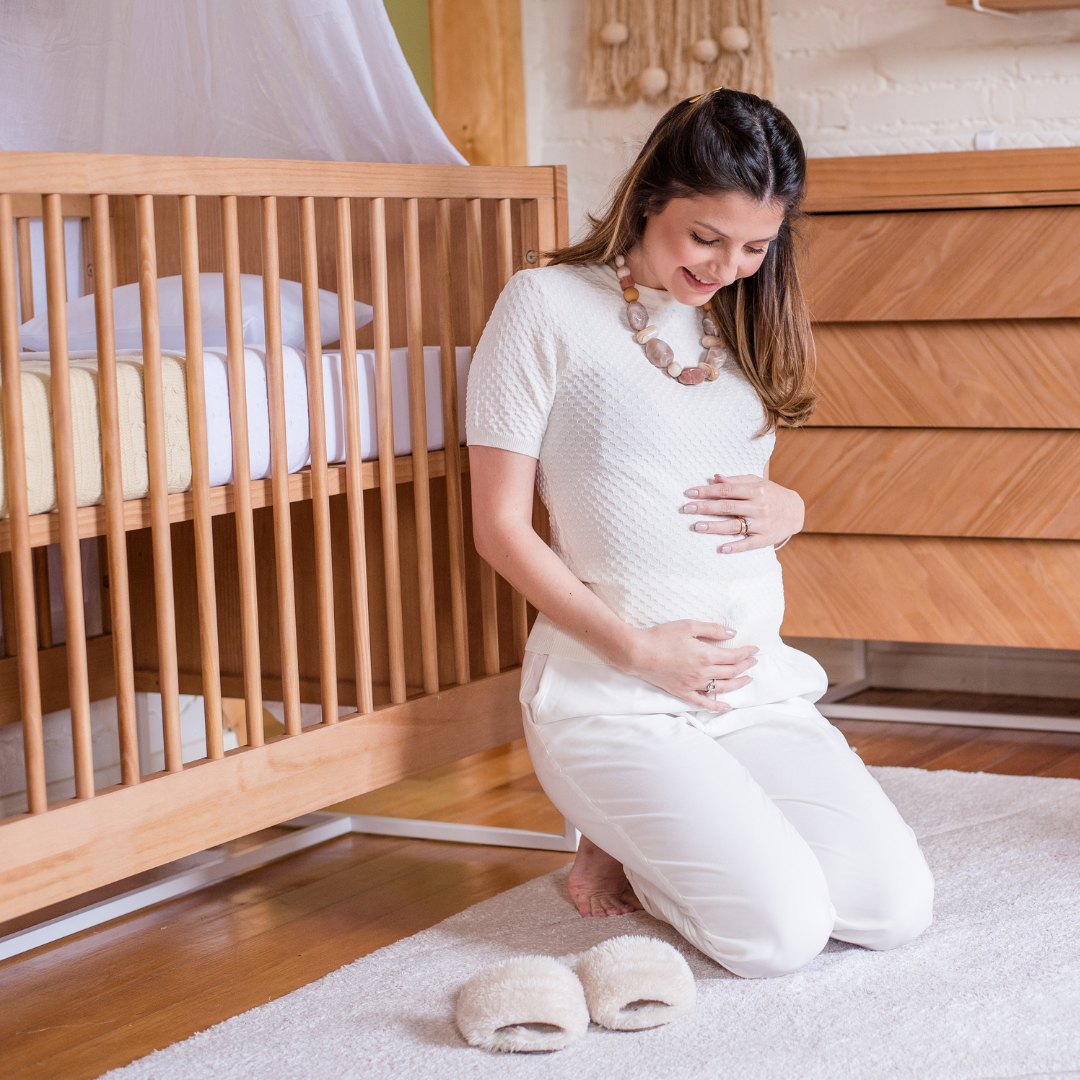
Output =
[{"x1": 682, "y1": 474, "x2": 804, "y2": 554}]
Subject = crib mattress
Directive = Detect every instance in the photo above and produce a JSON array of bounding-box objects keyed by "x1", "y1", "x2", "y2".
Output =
[{"x1": 0, "y1": 345, "x2": 471, "y2": 518}]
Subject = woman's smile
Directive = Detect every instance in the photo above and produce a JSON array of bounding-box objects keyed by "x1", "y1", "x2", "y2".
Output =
[{"x1": 681, "y1": 266, "x2": 722, "y2": 292}]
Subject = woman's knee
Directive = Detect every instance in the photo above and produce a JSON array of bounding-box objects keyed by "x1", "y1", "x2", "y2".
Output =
[
  {"x1": 712, "y1": 894, "x2": 835, "y2": 979},
  {"x1": 842, "y1": 856, "x2": 935, "y2": 952}
]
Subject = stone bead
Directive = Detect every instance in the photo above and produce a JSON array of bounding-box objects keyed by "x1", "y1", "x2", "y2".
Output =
[
  {"x1": 678, "y1": 366, "x2": 707, "y2": 386},
  {"x1": 701, "y1": 334, "x2": 724, "y2": 348},
  {"x1": 619, "y1": 274, "x2": 635, "y2": 288},
  {"x1": 702, "y1": 315, "x2": 718, "y2": 336},
  {"x1": 635, "y1": 325, "x2": 659, "y2": 344},
  {"x1": 702, "y1": 361, "x2": 721, "y2": 381},
  {"x1": 644, "y1": 337, "x2": 674, "y2": 367},
  {"x1": 666, "y1": 361, "x2": 683, "y2": 378},
  {"x1": 624, "y1": 287, "x2": 640, "y2": 302},
  {"x1": 616, "y1": 263, "x2": 632, "y2": 278},
  {"x1": 706, "y1": 347, "x2": 726, "y2": 366},
  {"x1": 614, "y1": 254, "x2": 626, "y2": 267},
  {"x1": 626, "y1": 301, "x2": 649, "y2": 330}
]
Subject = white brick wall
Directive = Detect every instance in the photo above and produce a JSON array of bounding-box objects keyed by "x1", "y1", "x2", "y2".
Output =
[{"x1": 523, "y1": 0, "x2": 1080, "y2": 237}]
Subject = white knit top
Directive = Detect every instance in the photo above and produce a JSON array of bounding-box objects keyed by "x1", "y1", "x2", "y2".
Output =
[{"x1": 466, "y1": 262, "x2": 786, "y2": 667}]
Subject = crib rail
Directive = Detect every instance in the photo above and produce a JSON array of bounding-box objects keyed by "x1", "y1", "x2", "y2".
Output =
[{"x1": 0, "y1": 153, "x2": 568, "y2": 921}]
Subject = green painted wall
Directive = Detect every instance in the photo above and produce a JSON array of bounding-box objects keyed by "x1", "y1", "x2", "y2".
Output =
[{"x1": 383, "y1": 0, "x2": 433, "y2": 107}]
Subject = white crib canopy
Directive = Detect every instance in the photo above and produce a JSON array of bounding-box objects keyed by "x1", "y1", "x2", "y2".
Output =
[{"x1": 0, "y1": 0, "x2": 465, "y2": 165}]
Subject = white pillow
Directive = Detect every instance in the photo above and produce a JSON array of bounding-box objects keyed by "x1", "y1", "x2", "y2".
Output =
[{"x1": 19, "y1": 273, "x2": 374, "y2": 352}]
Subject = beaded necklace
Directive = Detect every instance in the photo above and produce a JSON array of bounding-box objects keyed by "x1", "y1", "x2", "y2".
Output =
[{"x1": 613, "y1": 255, "x2": 725, "y2": 386}]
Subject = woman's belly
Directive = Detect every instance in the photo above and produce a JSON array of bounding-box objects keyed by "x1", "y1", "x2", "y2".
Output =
[{"x1": 569, "y1": 549, "x2": 787, "y2": 653}]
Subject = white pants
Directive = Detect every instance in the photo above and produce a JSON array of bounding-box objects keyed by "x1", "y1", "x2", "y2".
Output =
[{"x1": 521, "y1": 651, "x2": 934, "y2": 979}]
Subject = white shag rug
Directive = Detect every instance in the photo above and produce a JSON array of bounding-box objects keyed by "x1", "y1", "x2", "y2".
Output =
[{"x1": 103, "y1": 767, "x2": 1080, "y2": 1080}]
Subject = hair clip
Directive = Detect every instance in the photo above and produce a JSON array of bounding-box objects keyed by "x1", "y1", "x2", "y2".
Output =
[{"x1": 689, "y1": 86, "x2": 725, "y2": 103}]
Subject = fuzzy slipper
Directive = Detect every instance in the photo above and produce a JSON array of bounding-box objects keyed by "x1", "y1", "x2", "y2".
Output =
[
  {"x1": 456, "y1": 955, "x2": 590, "y2": 1053},
  {"x1": 572, "y1": 935, "x2": 696, "y2": 1031}
]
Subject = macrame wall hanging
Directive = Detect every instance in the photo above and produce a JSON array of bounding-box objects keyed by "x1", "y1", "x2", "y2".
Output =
[{"x1": 586, "y1": 0, "x2": 775, "y2": 106}]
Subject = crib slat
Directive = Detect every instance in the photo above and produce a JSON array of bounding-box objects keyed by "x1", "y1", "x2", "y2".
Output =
[
  {"x1": 300, "y1": 203, "x2": 336, "y2": 725},
  {"x1": 435, "y1": 200, "x2": 469, "y2": 686},
  {"x1": 0, "y1": 193, "x2": 45, "y2": 812},
  {"x1": 261, "y1": 197, "x2": 302, "y2": 736},
  {"x1": 403, "y1": 199, "x2": 439, "y2": 695},
  {"x1": 32, "y1": 548, "x2": 51, "y2": 650},
  {"x1": 15, "y1": 217, "x2": 33, "y2": 323},
  {"x1": 43, "y1": 194, "x2": 95, "y2": 797},
  {"x1": 90, "y1": 194, "x2": 138, "y2": 785},
  {"x1": 466, "y1": 199, "x2": 500, "y2": 677},
  {"x1": 330, "y1": 199, "x2": 372, "y2": 715},
  {"x1": 370, "y1": 198, "x2": 407, "y2": 704},
  {"x1": 221, "y1": 195, "x2": 263, "y2": 745},
  {"x1": 179, "y1": 195, "x2": 224, "y2": 760},
  {"x1": 135, "y1": 195, "x2": 182, "y2": 771},
  {"x1": 496, "y1": 199, "x2": 530, "y2": 663}
]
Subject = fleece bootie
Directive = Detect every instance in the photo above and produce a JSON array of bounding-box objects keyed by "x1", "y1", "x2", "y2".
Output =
[
  {"x1": 456, "y1": 955, "x2": 590, "y2": 1053},
  {"x1": 573, "y1": 935, "x2": 696, "y2": 1031}
]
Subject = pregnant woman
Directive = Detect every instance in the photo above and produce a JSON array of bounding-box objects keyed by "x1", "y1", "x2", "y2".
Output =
[{"x1": 466, "y1": 90, "x2": 933, "y2": 979}]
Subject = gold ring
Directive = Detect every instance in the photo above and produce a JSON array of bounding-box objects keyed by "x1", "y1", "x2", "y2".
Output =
[{"x1": 737, "y1": 516, "x2": 749, "y2": 536}]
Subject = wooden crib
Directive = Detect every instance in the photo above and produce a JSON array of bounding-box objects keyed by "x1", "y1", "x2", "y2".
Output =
[{"x1": 0, "y1": 152, "x2": 569, "y2": 924}]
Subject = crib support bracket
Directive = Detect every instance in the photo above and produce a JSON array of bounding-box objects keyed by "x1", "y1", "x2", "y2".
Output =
[{"x1": 0, "y1": 811, "x2": 579, "y2": 963}]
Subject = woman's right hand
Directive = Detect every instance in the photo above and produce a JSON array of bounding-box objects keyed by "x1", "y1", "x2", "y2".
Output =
[{"x1": 621, "y1": 621, "x2": 757, "y2": 712}]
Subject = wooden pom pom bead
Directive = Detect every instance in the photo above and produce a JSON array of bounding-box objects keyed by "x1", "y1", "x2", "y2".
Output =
[{"x1": 623, "y1": 286, "x2": 639, "y2": 302}]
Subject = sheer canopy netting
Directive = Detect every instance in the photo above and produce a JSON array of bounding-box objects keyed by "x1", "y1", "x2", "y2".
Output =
[{"x1": 0, "y1": 0, "x2": 465, "y2": 165}]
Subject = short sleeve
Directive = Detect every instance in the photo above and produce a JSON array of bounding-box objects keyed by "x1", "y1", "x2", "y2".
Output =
[{"x1": 466, "y1": 269, "x2": 557, "y2": 459}]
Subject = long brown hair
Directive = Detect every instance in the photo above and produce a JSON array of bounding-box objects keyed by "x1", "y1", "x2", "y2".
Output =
[{"x1": 547, "y1": 89, "x2": 815, "y2": 431}]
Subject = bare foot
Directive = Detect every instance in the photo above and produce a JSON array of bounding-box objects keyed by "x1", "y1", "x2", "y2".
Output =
[{"x1": 567, "y1": 837, "x2": 644, "y2": 917}]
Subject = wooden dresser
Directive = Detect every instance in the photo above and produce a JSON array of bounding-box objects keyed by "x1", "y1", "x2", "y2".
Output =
[{"x1": 772, "y1": 147, "x2": 1080, "y2": 650}]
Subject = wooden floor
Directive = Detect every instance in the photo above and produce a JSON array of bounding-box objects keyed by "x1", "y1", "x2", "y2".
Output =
[{"x1": 3, "y1": 691, "x2": 1080, "y2": 1080}]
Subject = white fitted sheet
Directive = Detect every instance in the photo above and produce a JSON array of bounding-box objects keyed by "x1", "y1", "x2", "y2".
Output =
[
  {"x1": 202, "y1": 344, "x2": 472, "y2": 485},
  {"x1": 4, "y1": 345, "x2": 471, "y2": 516}
]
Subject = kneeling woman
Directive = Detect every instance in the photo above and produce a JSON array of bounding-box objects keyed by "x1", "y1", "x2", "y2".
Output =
[{"x1": 466, "y1": 90, "x2": 933, "y2": 979}]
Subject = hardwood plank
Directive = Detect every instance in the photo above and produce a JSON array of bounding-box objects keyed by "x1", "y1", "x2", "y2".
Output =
[
  {"x1": 772, "y1": 428, "x2": 1080, "y2": 540},
  {"x1": 808, "y1": 320, "x2": 1080, "y2": 429},
  {"x1": 804, "y1": 146, "x2": 1080, "y2": 206},
  {"x1": 778, "y1": 534, "x2": 1080, "y2": 649},
  {"x1": 802, "y1": 207, "x2": 1080, "y2": 321},
  {"x1": 0, "y1": 670, "x2": 524, "y2": 922},
  {"x1": 1037, "y1": 751, "x2": 1080, "y2": 778}
]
